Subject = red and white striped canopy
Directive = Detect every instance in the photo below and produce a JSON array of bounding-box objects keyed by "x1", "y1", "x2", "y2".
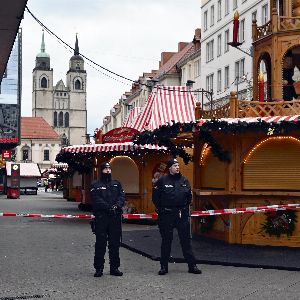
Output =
[
  {"x1": 131, "y1": 86, "x2": 196, "y2": 132},
  {"x1": 62, "y1": 142, "x2": 166, "y2": 154},
  {"x1": 122, "y1": 107, "x2": 141, "y2": 128},
  {"x1": 198, "y1": 115, "x2": 300, "y2": 126}
]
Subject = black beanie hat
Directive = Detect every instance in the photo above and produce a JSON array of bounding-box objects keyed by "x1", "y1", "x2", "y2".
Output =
[
  {"x1": 166, "y1": 158, "x2": 179, "y2": 169},
  {"x1": 100, "y1": 162, "x2": 111, "y2": 171}
]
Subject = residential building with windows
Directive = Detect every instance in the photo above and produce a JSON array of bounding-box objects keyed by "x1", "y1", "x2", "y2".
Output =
[
  {"x1": 102, "y1": 30, "x2": 201, "y2": 133},
  {"x1": 14, "y1": 117, "x2": 61, "y2": 172},
  {"x1": 200, "y1": 0, "x2": 270, "y2": 109}
]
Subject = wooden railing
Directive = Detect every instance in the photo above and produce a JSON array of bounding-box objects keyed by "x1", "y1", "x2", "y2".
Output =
[
  {"x1": 252, "y1": 12, "x2": 300, "y2": 42},
  {"x1": 201, "y1": 102, "x2": 231, "y2": 119},
  {"x1": 279, "y1": 16, "x2": 300, "y2": 31},
  {"x1": 199, "y1": 92, "x2": 300, "y2": 119},
  {"x1": 253, "y1": 20, "x2": 272, "y2": 41}
]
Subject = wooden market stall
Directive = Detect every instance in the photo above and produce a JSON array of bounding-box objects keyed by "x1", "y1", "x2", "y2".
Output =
[
  {"x1": 135, "y1": 91, "x2": 300, "y2": 247},
  {"x1": 56, "y1": 86, "x2": 196, "y2": 213}
]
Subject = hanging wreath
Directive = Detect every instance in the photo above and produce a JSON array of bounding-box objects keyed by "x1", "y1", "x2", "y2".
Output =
[
  {"x1": 199, "y1": 205, "x2": 216, "y2": 234},
  {"x1": 261, "y1": 210, "x2": 297, "y2": 237}
]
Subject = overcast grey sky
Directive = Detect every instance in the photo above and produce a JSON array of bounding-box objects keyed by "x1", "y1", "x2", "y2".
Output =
[{"x1": 21, "y1": 0, "x2": 201, "y2": 135}]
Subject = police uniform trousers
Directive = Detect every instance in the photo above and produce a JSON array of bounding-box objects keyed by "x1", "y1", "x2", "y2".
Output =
[
  {"x1": 94, "y1": 212, "x2": 122, "y2": 270},
  {"x1": 158, "y1": 208, "x2": 196, "y2": 267}
]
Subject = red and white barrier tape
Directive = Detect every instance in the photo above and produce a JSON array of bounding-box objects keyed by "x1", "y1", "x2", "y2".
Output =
[
  {"x1": 0, "y1": 212, "x2": 93, "y2": 219},
  {"x1": 1, "y1": 203, "x2": 300, "y2": 220},
  {"x1": 191, "y1": 203, "x2": 300, "y2": 217}
]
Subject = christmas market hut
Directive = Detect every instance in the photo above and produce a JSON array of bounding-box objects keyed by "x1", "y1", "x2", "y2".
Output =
[
  {"x1": 135, "y1": 90, "x2": 300, "y2": 247},
  {"x1": 56, "y1": 86, "x2": 196, "y2": 214}
]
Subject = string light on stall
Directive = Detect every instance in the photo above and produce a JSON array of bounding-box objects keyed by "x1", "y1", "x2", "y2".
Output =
[
  {"x1": 243, "y1": 136, "x2": 300, "y2": 164},
  {"x1": 200, "y1": 143, "x2": 210, "y2": 165}
]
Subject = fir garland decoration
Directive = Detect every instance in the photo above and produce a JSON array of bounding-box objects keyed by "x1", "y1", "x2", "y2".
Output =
[{"x1": 261, "y1": 210, "x2": 297, "y2": 237}]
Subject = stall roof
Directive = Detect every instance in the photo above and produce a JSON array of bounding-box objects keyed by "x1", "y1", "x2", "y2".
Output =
[
  {"x1": 122, "y1": 107, "x2": 141, "y2": 128},
  {"x1": 6, "y1": 162, "x2": 41, "y2": 177},
  {"x1": 62, "y1": 141, "x2": 166, "y2": 154},
  {"x1": 131, "y1": 86, "x2": 196, "y2": 132}
]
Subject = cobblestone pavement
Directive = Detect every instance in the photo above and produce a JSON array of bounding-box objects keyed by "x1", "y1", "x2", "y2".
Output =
[{"x1": 0, "y1": 191, "x2": 299, "y2": 300}]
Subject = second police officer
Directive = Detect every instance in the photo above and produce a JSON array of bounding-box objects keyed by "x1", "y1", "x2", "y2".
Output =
[
  {"x1": 90, "y1": 162, "x2": 125, "y2": 278},
  {"x1": 152, "y1": 158, "x2": 202, "y2": 275}
]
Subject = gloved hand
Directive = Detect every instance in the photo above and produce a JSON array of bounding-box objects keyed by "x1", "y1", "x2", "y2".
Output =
[{"x1": 109, "y1": 205, "x2": 122, "y2": 216}]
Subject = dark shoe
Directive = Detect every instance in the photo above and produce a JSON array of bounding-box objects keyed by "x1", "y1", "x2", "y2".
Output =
[
  {"x1": 94, "y1": 270, "x2": 103, "y2": 277},
  {"x1": 188, "y1": 265, "x2": 202, "y2": 274},
  {"x1": 158, "y1": 266, "x2": 168, "y2": 275},
  {"x1": 110, "y1": 268, "x2": 123, "y2": 276}
]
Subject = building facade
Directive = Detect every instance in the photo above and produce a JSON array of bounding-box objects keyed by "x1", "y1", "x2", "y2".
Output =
[
  {"x1": 101, "y1": 31, "x2": 201, "y2": 133},
  {"x1": 200, "y1": 0, "x2": 270, "y2": 109},
  {"x1": 14, "y1": 117, "x2": 61, "y2": 172},
  {"x1": 32, "y1": 32, "x2": 87, "y2": 145}
]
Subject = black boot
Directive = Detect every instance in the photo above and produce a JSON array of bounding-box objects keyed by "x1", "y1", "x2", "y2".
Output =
[
  {"x1": 94, "y1": 269, "x2": 103, "y2": 277},
  {"x1": 110, "y1": 268, "x2": 123, "y2": 276},
  {"x1": 158, "y1": 265, "x2": 168, "y2": 275},
  {"x1": 188, "y1": 264, "x2": 202, "y2": 274}
]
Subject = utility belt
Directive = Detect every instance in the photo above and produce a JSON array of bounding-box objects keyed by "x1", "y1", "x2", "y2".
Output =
[{"x1": 157, "y1": 206, "x2": 189, "y2": 218}]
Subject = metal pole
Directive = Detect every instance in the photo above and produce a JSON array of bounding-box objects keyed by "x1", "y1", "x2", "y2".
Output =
[{"x1": 201, "y1": 88, "x2": 204, "y2": 110}]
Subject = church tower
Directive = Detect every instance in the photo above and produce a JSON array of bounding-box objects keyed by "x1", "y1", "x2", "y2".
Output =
[
  {"x1": 252, "y1": 0, "x2": 300, "y2": 101},
  {"x1": 32, "y1": 33, "x2": 87, "y2": 146},
  {"x1": 62, "y1": 34, "x2": 87, "y2": 145},
  {"x1": 32, "y1": 30, "x2": 53, "y2": 119}
]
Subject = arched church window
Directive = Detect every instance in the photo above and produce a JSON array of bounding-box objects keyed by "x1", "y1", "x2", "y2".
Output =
[
  {"x1": 41, "y1": 77, "x2": 48, "y2": 88},
  {"x1": 75, "y1": 79, "x2": 81, "y2": 90},
  {"x1": 65, "y1": 112, "x2": 69, "y2": 127},
  {"x1": 59, "y1": 111, "x2": 64, "y2": 127},
  {"x1": 54, "y1": 111, "x2": 57, "y2": 127}
]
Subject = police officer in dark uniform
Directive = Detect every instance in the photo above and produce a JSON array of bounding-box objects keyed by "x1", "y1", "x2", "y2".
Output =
[
  {"x1": 90, "y1": 162, "x2": 125, "y2": 277},
  {"x1": 152, "y1": 158, "x2": 201, "y2": 275}
]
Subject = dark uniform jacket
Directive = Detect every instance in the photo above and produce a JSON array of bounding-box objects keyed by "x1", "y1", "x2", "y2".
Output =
[
  {"x1": 91, "y1": 179, "x2": 125, "y2": 215},
  {"x1": 152, "y1": 173, "x2": 192, "y2": 209}
]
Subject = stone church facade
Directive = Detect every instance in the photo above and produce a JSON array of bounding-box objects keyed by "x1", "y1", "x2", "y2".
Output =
[{"x1": 32, "y1": 32, "x2": 87, "y2": 146}]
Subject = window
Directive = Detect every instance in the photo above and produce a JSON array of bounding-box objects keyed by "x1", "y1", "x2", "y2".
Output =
[
  {"x1": 217, "y1": 69, "x2": 222, "y2": 92},
  {"x1": 210, "y1": 5, "x2": 215, "y2": 26},
  {"x1": 22, "y1": 149, "x2": 28, "y2": 161},
  {"x1": 262, "y1": 4, "x2": 268, "y2": 24},
  {"x1": 206, "y1": 73, "x2": 214, "y2": 92},
  {"x1": 217, "y1": 0, "x2": 221, "y2": 21},
  {"x1": 217, "y1": 34, "x2": 222, "y2": 57},
  {"x1": 194, "y1": 59, "x2": 200, "y2": 77},
  {"x1": 54, "y1": 111, "x2": 57, "y2": 127},
  {"x1": 225, "y1": 66, "x2": 230, "y2": 89},
  {"x1": 182, "y1": 68, "x2": 186, "y2": 85},
  {"x1": 224, "y1": 29, "x2": 229, "y2": 52},
  {"x1": 204, "y1": 10, "x2": 208, "y2": 31},
  {"x1": 40, "y1": 77, "x2": 47, "y2": 88},
  {"x1": 59, "y1": 111, "x2": 63, "y2": 127},
  {"x1": 206, "y1": 40, "x2": 214, "y2": 62},
  {"x1": 252, "y1": 10, "x2": 257, "y2": 21},
  {"x1": 44, "y1": 149, "x2": 49, "y2": 161},
  {"x1": 233, "y1": 0, "x2": 237, "y2": 10},
  {"x1": 64, "y1": 112, "x2": 69, "y2": 127},
  {"x1": 239, "y1": 18, "x2": 245, "y2": 42},
  {"x1": 235, "y1": 58, "x2": 245, "y2": 82},
  {"x1": 75, "y1": 79, "x2": 81, "y2": 90},
  {"x1": 225, "y1": 0, "x2": 229, "y2": 15}
]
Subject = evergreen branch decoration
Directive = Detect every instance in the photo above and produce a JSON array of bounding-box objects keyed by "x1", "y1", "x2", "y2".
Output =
[{"x1": 261, "y1": 210, "x2": 297, "y2": 238}]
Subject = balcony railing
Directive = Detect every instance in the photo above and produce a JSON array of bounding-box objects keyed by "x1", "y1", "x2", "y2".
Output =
[
  {"x1": 252, "y1": 14, "x2": 300, "y2": 42},
  {"x1": 198, "y1": 95, "x2": 300, "y2": 119}
]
